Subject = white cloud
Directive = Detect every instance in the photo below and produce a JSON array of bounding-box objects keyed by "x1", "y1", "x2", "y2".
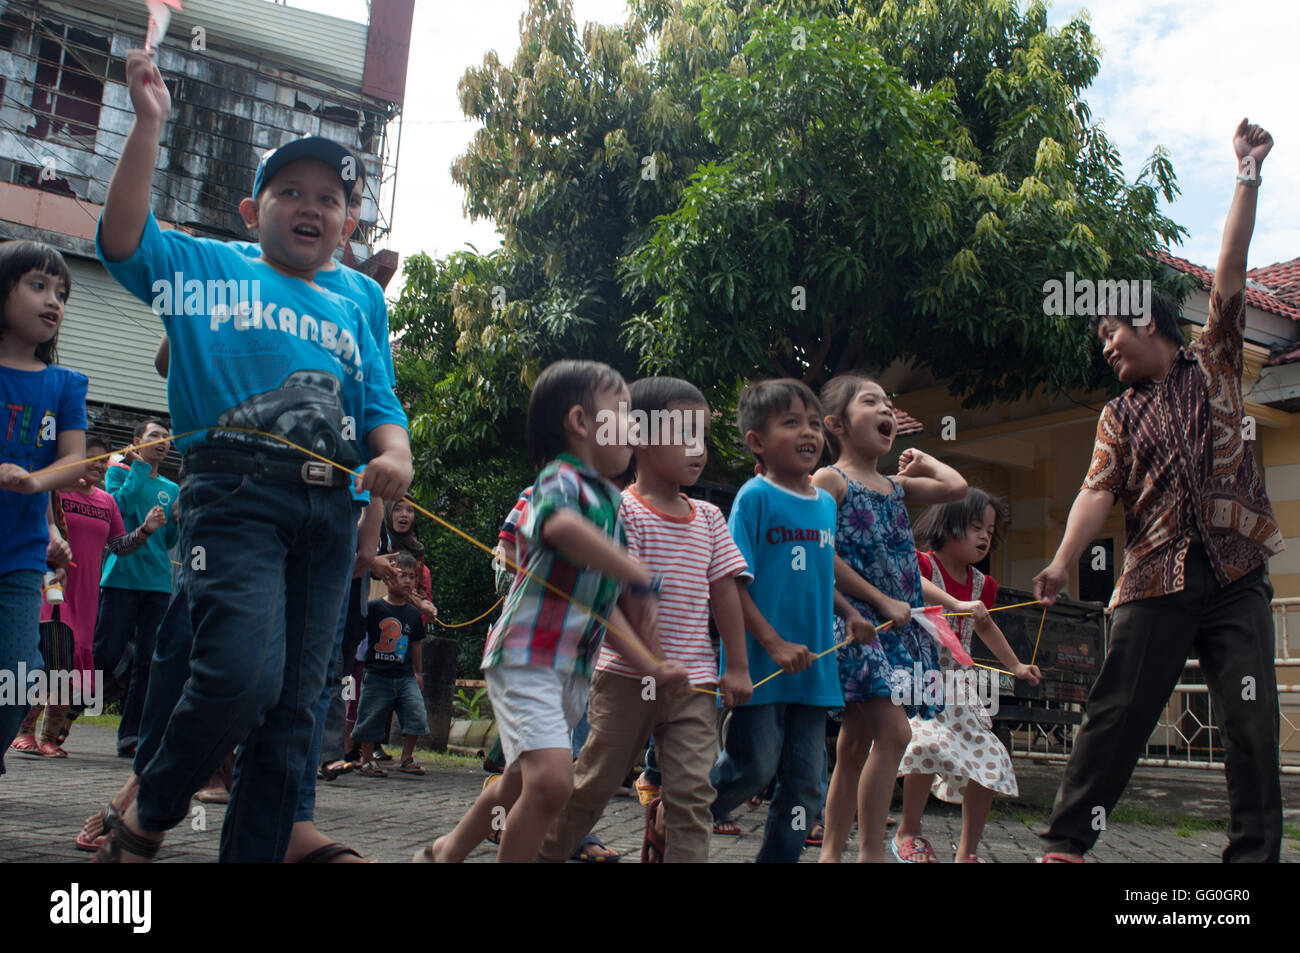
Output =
[
  {"x1": 1050, "y1": 0, "x2": 1299, "y2": 270},
  {"x1": 295, "y1": 0, "x2": 1299, "y2": 288}
]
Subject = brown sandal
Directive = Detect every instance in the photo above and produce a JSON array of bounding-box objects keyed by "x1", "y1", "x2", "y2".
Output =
[{"x1": 92, "y1": 817, "x2": 161, "y2": 863}]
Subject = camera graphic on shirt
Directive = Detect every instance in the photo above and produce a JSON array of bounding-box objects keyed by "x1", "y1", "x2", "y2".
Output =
[{"x1": 216, "y1": 371, "x2": 359, "y2": 466}]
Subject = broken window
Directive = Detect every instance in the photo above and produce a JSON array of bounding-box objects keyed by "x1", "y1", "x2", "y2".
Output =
[{"x1": 29, "y1": 20, "x2": 110, "y2": 145}]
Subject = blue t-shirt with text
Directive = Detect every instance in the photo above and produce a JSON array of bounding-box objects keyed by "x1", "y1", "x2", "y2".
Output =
[
  {"x1": 0, "y1": 364, "x2": 87, "y2": 575},
  {"x1": 723, "y1": 475, "x2": 842, "y2": 707},
  {"x1": 95, "y1": 213, "x2": 406, "y2": 464}
]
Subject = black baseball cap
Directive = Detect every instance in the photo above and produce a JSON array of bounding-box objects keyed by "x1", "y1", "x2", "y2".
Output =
[{"x1": 252, "y1": 136, "x2": 358, "y2": 199}]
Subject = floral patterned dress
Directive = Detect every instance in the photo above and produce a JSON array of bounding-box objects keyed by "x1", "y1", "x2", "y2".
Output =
[
  {"x1": 898, "y1": 555, "x2": 1017, "y2": 801},
  {"x1": 830, "y1": 468, "x2": 942, "y2": 719}
]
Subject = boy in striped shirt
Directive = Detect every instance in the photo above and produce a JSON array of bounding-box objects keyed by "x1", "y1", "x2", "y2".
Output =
[
  {"x1": 417, "y1": 361, "x2": 688, "y2": 863},
  {"x1": 540, "y1": 377, "x2": 753, "y2": 863}
]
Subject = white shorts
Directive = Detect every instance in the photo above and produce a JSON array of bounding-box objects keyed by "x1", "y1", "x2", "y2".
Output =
[{"x1": 485, "y1": 665, "x2": 590, "y2": 767}]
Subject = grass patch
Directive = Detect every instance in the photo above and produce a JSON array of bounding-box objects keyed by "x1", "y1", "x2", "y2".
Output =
[
  {"x1": 407, "y1": 749, "x2": 482, "y2": 770},
  {"x1": 1283, "y1": 824, "x2": 1300, "y2": 843},
  {"x1": 73, "y1": 713, "x2": 121, "y2": 729}
]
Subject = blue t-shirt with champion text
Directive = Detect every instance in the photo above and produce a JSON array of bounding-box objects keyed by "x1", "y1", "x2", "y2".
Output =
[
  {"x1": 95, "y1": 213, "x2": 406, "y2": 464},
  {"x1": 723, "y1": 475, "x2": 842, "y2": 707},
  {"x1": 0, "y1": 364, "x2": 87, "y2": 576}
]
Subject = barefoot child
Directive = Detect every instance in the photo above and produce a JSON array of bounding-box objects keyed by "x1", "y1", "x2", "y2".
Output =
[
  {"x1": 416, "y1": 360, "x2": 687, "y2": 863},
  {"x1": 897, "y1": 488, "x2": 1041, "y2": 862},
  {"x1": 812, "y1": 374, "x2": 967, "y2": 863},
  {"x1": 93, "y1": 50, "x2": 410, "y2": 862},
  {"x1": 539, "y1": 376, "x2": 753, "y2": 863},
  {"x1": 1034, "y1": 119, "x2": 1283, "y2": 863},
  {"x1": 1, "y1": 241, "x2": 86, "y2": 768},
  {"x1": 709, "y1": 379, "x2": 875, "y2": 864}
]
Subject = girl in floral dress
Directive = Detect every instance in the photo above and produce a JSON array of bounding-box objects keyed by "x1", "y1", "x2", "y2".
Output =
[
  {"x1": 897, "y1": 489, "x2": 1041, "y2": 862},
  {"x1": 811, "y1": 374, "x2": 968, "y2": 863}
]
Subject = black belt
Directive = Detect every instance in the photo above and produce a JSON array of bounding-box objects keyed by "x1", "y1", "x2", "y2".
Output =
[{"x1": 183, "y1": 449, "x2": 345, "y2": 487}]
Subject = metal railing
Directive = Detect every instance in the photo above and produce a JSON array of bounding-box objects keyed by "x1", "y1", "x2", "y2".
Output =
[{"x1": 1008, "y1": 597, "x2": 1300, "y2": 775}]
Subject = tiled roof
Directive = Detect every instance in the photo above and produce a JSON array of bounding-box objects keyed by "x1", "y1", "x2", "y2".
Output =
[
  {"x1": 1152, "y1": 249, "x2": 1300, "y2": 323},
  {"x1": 895, "y1": 408, "x2": 923, "y2": 436}
]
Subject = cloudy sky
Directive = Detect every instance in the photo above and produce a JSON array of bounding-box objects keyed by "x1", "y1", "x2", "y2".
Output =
[{"x1": 291, "y1": 0, "x2": 1299, "y2": 290}]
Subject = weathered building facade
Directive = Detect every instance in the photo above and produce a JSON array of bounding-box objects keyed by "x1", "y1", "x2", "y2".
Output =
[{"x1": 0, "y1": 0, "x2": 413, "y2": 458}]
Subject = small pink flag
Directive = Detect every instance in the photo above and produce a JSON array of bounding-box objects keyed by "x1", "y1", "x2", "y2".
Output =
[
  {"x1": 144, "y1": 0, "x2": 183, "y2": 56},
  {"x1": 913, "y1": 605, "x2": 973, "y2": 667}
]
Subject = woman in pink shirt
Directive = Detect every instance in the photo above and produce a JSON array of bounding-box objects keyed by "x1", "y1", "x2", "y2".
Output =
[{"x1": 14, "y1": 434, "x2": 160, "y2": 756}]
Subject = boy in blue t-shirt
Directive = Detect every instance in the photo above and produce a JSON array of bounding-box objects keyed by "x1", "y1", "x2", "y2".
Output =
[
  {"x1": 710, "y1": 379, "x2": 874, "y2": 863},
  {"x1": 92, "y1": 49, "x2": 411, "y2": 863}
]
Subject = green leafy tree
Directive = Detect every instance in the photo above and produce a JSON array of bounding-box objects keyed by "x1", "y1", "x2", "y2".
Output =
[{"x1": 623, "y1": 1, "x2": 1192, "y2": 405}]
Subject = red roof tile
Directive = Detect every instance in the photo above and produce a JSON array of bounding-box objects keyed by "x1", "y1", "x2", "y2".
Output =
[
  {"x1": 1249, "y1": 257, "x2": 1300, "y2": 299},
  {"x1": 1152, "y1": 249, "x2": 1300, "y2": 322},
  {"x1": 895, "y1": 409, "x2": 923, "y2": 436}
]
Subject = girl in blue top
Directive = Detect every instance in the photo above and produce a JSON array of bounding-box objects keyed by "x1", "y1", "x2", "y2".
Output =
[
  {"x1": 811, "y1": 373, "x2": 968, "y2": 863},
  {"x1": 0, "y1": 241, "x2": 88, "y2": 772}
]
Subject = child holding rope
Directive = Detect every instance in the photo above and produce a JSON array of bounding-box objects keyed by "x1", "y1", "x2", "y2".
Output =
[
  {"x1": 709, "y1": 379, "x2": 875, "y2": 863},
  {"x1": 93, "y1": 49, "x2": 410, "y2": 863},
  {"x1": 812, "y1": 373, "x2": 967, "y2": 863},
  {"x1": 896, "y1": 488, "x2": 1041, "y2": 862},
  {"x1": 539, "y1": 376, "x2": 753, "y2": 863},
  {"x1": 416, "y1": 360, "x2": 688, "y2": 863},
  {"x1": 0, "y1": 240, "x2": 86, "y2": 773}
]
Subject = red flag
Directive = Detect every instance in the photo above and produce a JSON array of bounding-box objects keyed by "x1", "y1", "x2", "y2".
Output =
[{"x1": 913, "y1": 605, "x2": 972, "y2": 667}]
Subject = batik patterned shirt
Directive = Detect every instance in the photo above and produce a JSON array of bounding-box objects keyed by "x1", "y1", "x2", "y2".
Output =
[{"x1": 1083, "y1": 285, "x2": 1284, "y2": 608}]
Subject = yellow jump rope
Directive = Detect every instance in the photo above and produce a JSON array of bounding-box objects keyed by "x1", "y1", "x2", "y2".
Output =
[{"x1": 36, "y1": 428, "x2": 1049, "y2": 698}]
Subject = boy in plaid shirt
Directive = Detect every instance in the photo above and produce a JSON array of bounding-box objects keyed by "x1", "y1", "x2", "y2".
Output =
[{"x1": 416, "y1": 360, "x2": 687, "y2": 863}]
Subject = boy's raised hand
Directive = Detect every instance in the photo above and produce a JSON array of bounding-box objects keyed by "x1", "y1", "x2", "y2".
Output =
[
  {"x1": 125, "y1": 49, "x2": 171, "y2": 127},
  {"x1": 143, "y1": 504, "x2": 167, "y2": 534},
  {"x1": 1234, "y1": 117, "x2": 1273, "y2": 171}
]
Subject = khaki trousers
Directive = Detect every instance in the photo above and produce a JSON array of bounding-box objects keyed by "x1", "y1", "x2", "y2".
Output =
[{"x1": 540, "y1": 669, "x2": 718, "y2": 863}]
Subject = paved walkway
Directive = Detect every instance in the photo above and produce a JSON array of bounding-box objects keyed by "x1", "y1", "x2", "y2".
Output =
[{"x1": 1, "y1": 724, "x2": 1295, "y2": 862}]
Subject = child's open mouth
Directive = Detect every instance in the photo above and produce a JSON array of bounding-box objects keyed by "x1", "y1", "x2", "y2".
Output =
[
  {"x1": 877, "y1": 421, "x2": 893, "y2": 439},
  {"x1": 796, "y1": 442, "x2": 818, "y2": 457},
  {"x1": 292, "y1": 224, "x2": 322, "y2": 239},
  {"x1": 40, "y1": 311, "x2": 60, "y2": 328}
]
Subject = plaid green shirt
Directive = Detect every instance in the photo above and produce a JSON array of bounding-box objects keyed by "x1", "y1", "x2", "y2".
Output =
[{"x1": 481, "y1": 453, "x2": 626, "y2": 676}]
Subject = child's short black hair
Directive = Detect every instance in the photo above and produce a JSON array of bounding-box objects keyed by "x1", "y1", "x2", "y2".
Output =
[
  {"x1": 84, "y1": 432, "x2": 110, "y2": 453},
  {"x1": 913, "y1": 486, "x2": 1009, "y2": 553},
  {"x1": 0, "y1": 240, "x2": 71, "y2": 365},
  {"x1": 392, "y1": 551, "x2": 418, "y2": 573},
  {"x1": 526, "y1": 359, "x2": 626, "y2": 468},
  {"x1": 738, "y1": 378, "x2": 822, "y2": 436},
  {"x1": 1088, "y1": 288, "x2": 1184, "y2": 347},
  {"x1": 628, "y1": 376, "x2": 707, "y2": 414}
]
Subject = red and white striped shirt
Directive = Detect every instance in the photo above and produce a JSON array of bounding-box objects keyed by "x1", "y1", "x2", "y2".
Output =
[{"x1": 596, "y1": 487, "x2": 748, "y2": 685}]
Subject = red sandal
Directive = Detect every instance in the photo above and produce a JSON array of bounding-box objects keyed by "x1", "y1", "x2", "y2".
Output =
[
  {"x1": 9, "y1": 734, "x2": 39, "y2": 754},
  {"x1": 38, "y1": 740, "x2": 68, "y2": 758}
]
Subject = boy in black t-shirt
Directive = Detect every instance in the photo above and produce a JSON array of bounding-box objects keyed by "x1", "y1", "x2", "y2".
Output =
[{"x1": 354, "y1": 553, "x2": 430, "y2": 777}]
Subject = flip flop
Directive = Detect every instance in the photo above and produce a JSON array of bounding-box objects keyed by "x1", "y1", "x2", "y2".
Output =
[
  {"x1": 38, "y1": 740, "x2": 68, "y2": 758},
  {"x1": 1039, "y1": 852, "x2": 1083, "y2": 863},
  {"x1": 573, "y1": 833, "x2": 620, "y2": 863},
  {"x1": 641, "y1": 798, "x2": 665, "y2": 864},
  {"x1": 712, "y1": 819, "x2": 742, "y2": 836},
  {"x1": 76, "y1": 784, "x2": 137, "y2": 852},
  {"x1": 10, "y1": 734, "x2": 39, "y2": 754},
  {"x1": 293, "y1": 843, "x2": 365, "y2": 863},
  {"x1": 805, "y1": 820, "x2": 824, "y2": 847},
  {"x1": 891, "y1": 835, "x2": 939, "y2": 863}
]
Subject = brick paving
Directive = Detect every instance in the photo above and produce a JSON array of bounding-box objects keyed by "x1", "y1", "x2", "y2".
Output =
[{"x1": 1, "y1": 723, "x2": 1295, "y2": 863}]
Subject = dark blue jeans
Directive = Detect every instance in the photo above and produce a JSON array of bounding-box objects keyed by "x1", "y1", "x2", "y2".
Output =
[
  {"x1": 93, "y1": 586, "x2": 169, "y2": 754},
  {"x1": 0, "y1": 570, "x2": 42, "y2": 776},
  {"x1": 711, "y1": 702, "x2": 828, "y2": 863},
  {"x1": 133, "y1": 583, "x2": 192, "y2": 778},
  {"x1": 133, "y1": 472, "x2": 354, "y2": 862},
  {"x1": 295, "y1": 535, "x2": 360, "y2": 824}
]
